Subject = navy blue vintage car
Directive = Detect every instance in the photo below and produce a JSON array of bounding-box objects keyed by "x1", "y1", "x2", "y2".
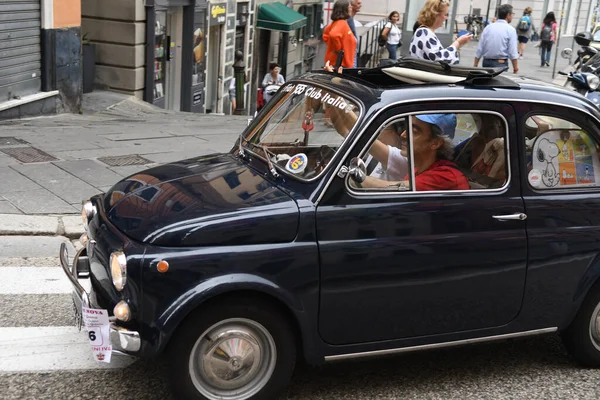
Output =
[{"x1": 61, "y1": 58, "x2": 600, "y2": 400}]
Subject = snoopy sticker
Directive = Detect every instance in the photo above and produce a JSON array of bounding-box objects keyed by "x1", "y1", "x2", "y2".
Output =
[{"x1": 536, "y1": 138, "x2": 560, "y2": 187}]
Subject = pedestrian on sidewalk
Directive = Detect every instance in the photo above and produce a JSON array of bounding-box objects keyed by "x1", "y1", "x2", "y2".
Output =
[
  {"x1": 323, "y1": 0, "x2": 357, "y2": 69},
  {"x1": 381, "y1": 11, "x2": 402, "y2": 61},
  {"x1": 410, "y1": 0, "x2": 472, "y2": 64},
  {"x1": 517, "y1": 7, "x2": 536, "y2": 59},
  {"x1": 539, "y1": 12, "x2": 558, "y2": 67},
  {"x1": 473, "y1": 4, "x2": 519, "y2": 73},
  {"x1": 346, "y1": 0, "x2": 362, "y2": 67}
]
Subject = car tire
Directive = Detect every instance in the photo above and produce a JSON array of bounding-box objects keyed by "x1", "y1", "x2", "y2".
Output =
[
  {"x1": 562, "y1": 282, "x2": 600, "y2": 367},
  {"x1": 168, "y1": 297, "x2": 297, "y2": 400}
]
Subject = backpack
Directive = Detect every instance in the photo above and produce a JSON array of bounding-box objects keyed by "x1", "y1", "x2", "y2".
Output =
[
  {"x1": 540, "y1": 24, "x2": 553, "y2": 41},
  {"x1": 518, "y1": 15, "x2": 531, "y2": 32},
  {"x1": 377, "y1": 23, "x2": 388, "y2": 47}
]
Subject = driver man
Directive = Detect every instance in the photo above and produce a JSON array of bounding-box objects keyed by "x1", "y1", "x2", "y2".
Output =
[{"x1": 364, "y1": 114, "x2": 469, "y2": 191}]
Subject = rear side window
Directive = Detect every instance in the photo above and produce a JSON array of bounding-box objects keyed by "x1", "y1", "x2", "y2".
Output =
[
  {"x1": 350, "y1": 112, "x2": 508, "y2": 193},
  {"x1": 524, "y1": 115, "x2": 600, "y2": 189}
]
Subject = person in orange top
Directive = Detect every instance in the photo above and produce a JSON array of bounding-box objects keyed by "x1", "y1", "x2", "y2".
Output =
[{"x1": 323, "y1": 0, "x2": 357, "y2": 69}]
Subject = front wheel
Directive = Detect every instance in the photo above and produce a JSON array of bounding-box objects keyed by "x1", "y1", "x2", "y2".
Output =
[
  {"x1": 562, "y1": 283, "x2": 600, "y2": 367},
  {"x1": 168, "y1": 299, "x2": 297, "y2": 400}
]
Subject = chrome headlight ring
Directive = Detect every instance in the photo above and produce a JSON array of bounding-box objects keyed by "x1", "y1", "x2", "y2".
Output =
[
  {"x1": 110, "y1": 251, "x2": 127, "y2": 291},
  {"x1": 81, "y1": 200, "x2": 97, "y2": 230},
  {"x1": 585, "y1": 73, "x2": 600, "y2": 91}
]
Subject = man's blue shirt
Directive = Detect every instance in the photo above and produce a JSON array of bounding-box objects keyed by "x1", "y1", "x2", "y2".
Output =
[{"x1": 475, "y1": 20, "x2": 519, "y2": 60}]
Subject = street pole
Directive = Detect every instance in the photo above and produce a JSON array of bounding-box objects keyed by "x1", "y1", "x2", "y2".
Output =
[
  {"x1": 552, "y1": 0, "x2": 567, "y2": 79},
  {"x1": 485, "y1": 0, "x2": 492, "y2": 24},
  {"x1": 569, "y1": 0, "x2": 585, "y2": 64}
]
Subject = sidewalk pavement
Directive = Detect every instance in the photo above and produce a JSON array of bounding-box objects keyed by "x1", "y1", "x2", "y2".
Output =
[
  {"x1": 0, "y1": 40, "x2": 580, "y2": 236},
  {"x1": 0, "y1": 92, "x2": 248, "y2": 236}
]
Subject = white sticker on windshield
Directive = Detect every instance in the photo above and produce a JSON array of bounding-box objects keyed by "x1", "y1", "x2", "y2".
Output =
[{"x1": 285, "y1": 153, "x2": 308, "y2": 174}]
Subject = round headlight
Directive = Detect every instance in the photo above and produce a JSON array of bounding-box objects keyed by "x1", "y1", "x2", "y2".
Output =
[
  {"x1": 110, "y1": 251, "x2": 127, "y2": 291},
  {"x1": 81, "y1": 200, "x2": 96, "y2": 229},
  {"x1": 587, "y1": 74, "x2": 600, "y2": 91},
  {"x1": 113, "y1": 300, "x2": 131, "y2": 322}
]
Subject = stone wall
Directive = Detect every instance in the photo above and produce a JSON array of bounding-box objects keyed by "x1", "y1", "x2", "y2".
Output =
[{"x1": 81, "y1": 0, "x2": 146, "y2": 98}]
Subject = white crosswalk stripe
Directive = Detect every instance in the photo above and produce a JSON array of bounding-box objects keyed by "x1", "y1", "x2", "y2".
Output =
[
  {"x1": 0, "y1": 257, "x2": 133, "y2": 374},
  {"x1": 0, "y1": 267, "x2": 77, "y2": 294},
  {"x1": 0, "y1": 327, "x2": 136, "y2": 372}
]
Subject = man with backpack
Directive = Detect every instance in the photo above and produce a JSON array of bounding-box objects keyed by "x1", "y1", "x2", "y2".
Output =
[{"x1": 516, "y1": 7, "x2": 536, "y2": 59}]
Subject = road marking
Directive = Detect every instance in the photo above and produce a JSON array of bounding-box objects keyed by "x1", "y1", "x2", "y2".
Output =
[
  {"x1": 0, "y1": 327, "x2": 136, "y2": 372},
  {"x1": 0, "y1": 267, "x2": 90, "y2": 294}
]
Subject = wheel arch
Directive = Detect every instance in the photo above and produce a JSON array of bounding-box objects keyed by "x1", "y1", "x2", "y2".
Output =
[{"x1": 154, "y1": 275, "x2": 316, "y2": 363}]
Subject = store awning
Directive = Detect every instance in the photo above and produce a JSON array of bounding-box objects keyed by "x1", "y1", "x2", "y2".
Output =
[{"x1": 257, "y1": 2, "x2": 306, "y2": 32}]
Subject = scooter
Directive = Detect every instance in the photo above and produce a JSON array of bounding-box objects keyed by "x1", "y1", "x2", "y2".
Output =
[
  {"x1": 561, "y1": 32, "x2": 598, "y2": 72},
  {"x1": 559, "y1": 70, "x2": 600, "y2": 106}
]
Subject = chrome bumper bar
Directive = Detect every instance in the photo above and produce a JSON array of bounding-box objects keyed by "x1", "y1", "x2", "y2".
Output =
[{"x1": 59, "y1": 243, "x2": 141, "y2": 353}]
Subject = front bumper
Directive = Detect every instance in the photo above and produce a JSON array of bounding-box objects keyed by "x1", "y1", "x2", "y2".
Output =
[{"x1": 59, "y1": 243, "x2": 141, "y2": 353}]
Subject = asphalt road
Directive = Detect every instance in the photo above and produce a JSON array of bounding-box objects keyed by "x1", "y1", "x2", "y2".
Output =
[
  {"x1": 2, "y1": 251, "x2": 599, "y2": 400},
  {"x1": 3, "y1": 334, "x2": 600, "y2": 399}
]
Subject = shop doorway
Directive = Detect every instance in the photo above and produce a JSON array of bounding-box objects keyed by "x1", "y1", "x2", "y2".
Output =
[
  {"x1": 153, "y1": 7, "x2": 184, "y2": 110},
  {"x1": 166, "y1": 8, "x2": 183, "y2": 110},
  {"x1": 206, "y1": 25, "x2": 223, "y2": 113}
]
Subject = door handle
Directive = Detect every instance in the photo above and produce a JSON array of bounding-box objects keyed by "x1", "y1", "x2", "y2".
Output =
[{"x1": 492, "y1": 213, "x2": 527, "y2": 221}]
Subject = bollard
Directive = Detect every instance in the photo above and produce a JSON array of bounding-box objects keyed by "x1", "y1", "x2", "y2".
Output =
[{"x1": 234, "y1": 50, "x2": 245, "y2": 115}]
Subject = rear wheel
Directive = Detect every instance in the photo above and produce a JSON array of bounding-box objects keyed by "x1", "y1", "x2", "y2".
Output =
[
  {"x1": 169, "y1": 299, "x2": 297, "y2": 400},
  {"x1": 562, "y1": 284, "x2": 600, "y2": 367}
]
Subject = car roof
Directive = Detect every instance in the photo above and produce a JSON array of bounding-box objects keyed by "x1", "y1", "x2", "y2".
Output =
[{"x1": 295, "y1": 58, "x2": 600, "y2": 121}]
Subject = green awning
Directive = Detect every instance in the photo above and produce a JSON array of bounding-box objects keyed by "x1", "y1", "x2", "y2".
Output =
[{"x1": 257, "y1": 2, "x2": 307, "y2": 32}]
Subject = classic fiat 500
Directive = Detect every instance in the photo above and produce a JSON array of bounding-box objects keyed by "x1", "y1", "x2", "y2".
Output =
[{"x1": 62, "y1": 58, "x2": 600, "y2": 400}]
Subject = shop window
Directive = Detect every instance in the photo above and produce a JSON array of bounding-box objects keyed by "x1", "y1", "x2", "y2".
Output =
[{"x1": 524, "y1": 115, "x2": 600, "y2": 189}]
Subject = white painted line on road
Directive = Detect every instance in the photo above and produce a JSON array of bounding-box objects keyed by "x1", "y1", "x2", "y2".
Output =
[
  {"x1": 0, "y1": 327, "x2": 136, "y2": 372},
  {"x1": 0, "y1": 267, "x2": 90, "y2": 295}
]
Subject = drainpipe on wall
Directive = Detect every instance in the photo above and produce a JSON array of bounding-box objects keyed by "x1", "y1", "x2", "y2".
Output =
[{"x1": 41, "y1": 0, "x2": 55, "y2": 92}]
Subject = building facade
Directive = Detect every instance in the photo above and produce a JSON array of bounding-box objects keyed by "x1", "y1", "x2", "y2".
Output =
[{"x1": 82, "y1": 0, "x2": 321, "y2": 116}]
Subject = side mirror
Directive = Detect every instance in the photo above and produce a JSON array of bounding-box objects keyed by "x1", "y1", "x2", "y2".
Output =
[
  {"x1": 348, "y1": 157, "x2": 367, "y2": 183},
  {"x1": 561, "y1": 48, "x2": 573, "y2": 59}
]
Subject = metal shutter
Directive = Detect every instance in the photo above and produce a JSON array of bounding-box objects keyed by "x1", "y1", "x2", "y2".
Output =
[{"x1": 0, "y1": 0, "x2": 41, "y2": 101}]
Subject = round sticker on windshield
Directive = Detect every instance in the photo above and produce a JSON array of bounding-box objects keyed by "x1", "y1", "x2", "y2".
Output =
[
  {"x1": 528, "y1": 169, "x2": 542, "y2": 187},
  {"x1": 285, "y1": 153, "x2": 308, "y2": 174}
]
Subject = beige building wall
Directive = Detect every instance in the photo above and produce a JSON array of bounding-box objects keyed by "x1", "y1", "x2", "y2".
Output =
[{"x1": 81, "y1": 0, "x2": 146, "y2": 98}]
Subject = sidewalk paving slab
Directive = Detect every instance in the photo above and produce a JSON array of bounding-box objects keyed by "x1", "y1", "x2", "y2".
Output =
[
  {"x1": 0, "y1": 236, "x2": 75, "y2": 258},
  {"x1": 61, "y1": 215, "x2": 85, "y2": 239},
  {"x1": 0, "y1": 214, "x2": 60, "y2": 236}
]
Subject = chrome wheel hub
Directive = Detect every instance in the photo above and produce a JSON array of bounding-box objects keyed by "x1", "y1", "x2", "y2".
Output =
[
  {"x1": 190, "y1": 318, "x2": 277, "y2": 400},
  {"x1": 590, "y1": 302, "x2": 600, "y2": 350}
]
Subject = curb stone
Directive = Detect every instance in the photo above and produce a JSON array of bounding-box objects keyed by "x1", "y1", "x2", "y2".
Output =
[{"x1": 0, "y1": 214, "x2": 84, "y2": 238}]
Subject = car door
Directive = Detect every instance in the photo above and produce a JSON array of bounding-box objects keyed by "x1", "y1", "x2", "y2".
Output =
[
  {"x1": 519, "y1": 104, "x2": 600, "y2": 322},
  {"x1": 316, "y1": 102, "x2": 528, "y2": 345}
]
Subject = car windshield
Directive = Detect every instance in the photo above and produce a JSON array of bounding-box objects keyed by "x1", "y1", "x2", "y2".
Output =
[{"x1": 241, "y1": 83, "x2": 361, "y2": 180}]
